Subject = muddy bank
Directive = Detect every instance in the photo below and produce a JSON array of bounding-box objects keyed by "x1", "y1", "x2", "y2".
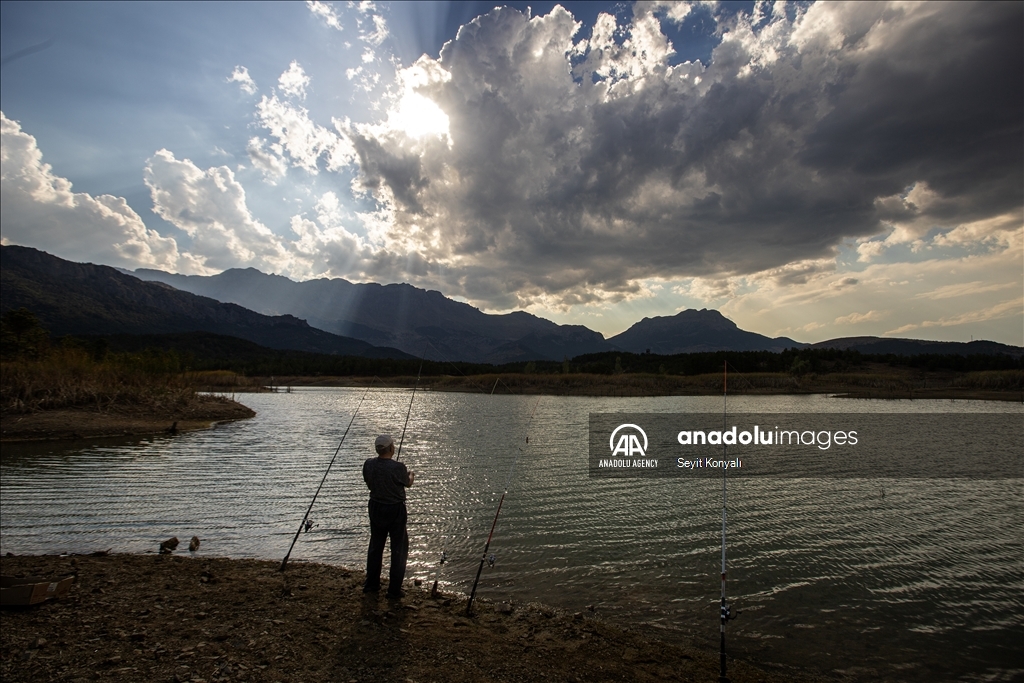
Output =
[
  {"x1": 0, "y1": 553, "x2": 824, "y2": 683},
  {"x1": 0, "y1": 396, "x2": 255, "y2": 442}
]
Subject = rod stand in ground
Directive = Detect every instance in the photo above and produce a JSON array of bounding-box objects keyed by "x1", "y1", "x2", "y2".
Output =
[
  {"x1": 430, "y1": 549, "x2": 446, "y2": 597},
  {"x1": 279, "y1": 381, "x2": 375, "y2": 572}
]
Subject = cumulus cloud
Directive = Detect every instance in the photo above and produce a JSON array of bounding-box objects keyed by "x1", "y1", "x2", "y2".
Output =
[
  {"x1": 317, "y1": 2, "x2": 1021, "y2": 310},
  {"x1": 0, "y1": 111, "x2": 194, "y2": 271},
  {"x1": 228, "y1": 66, "x2": 257, "y2": 95},
  {"x1": 144, "y1": 150, "x2": 292, "y2": 273},
  {"x1": 284, "y1": 191, "x2": 390, "y2": 280},
  {"x1": 278, "y1": 61, "x2": 310, "y2": 100},
  {"x1": 255, "y1": 94, "x2": 354, "y2": 173},
  {"x1": 246, "y1": 137, "x2": 289, "y2": 182}
]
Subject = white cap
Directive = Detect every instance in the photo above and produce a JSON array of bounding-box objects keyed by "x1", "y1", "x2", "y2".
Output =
[{"x1": 375, "y1": 435, "x2": 394, "y2": 452}]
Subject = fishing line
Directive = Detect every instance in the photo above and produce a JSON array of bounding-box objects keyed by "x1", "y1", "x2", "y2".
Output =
[
  {"x1": 466, "y1": 395, "x2": 543, "y2": 615},
  {"x1": 279, "y1": 379, "x2": 378, "y2": 572},
  {"x1": 395, "y1": 361, "x2": 423, "y2": 462},
  {"x1": 424, "y1": 339, "x2": 500, "y2": 395},
  {"x1": 419, "y1": 338, "x2": 502, "y2": 594},
  {"x1": 719, "y1": 360, "x2": 740, "y2": 682}
]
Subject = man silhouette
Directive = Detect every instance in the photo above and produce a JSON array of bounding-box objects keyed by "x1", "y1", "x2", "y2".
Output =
[{"x1": 362, "y1": 434, "x2": 414, "y2": 599}]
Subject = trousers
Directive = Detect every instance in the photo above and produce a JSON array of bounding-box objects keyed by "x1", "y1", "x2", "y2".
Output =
[{"x1": 364, "y1": 499, "x2": 408, "y2": 595}]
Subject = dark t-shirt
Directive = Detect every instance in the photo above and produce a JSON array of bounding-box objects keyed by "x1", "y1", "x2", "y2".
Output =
[{"x1": 362, "y1": 457, "x2": 411, "y2": 504}]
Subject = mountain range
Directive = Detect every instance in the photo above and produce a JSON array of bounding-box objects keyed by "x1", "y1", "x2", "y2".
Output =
[
  {"x1": 0, "y1": 246, "x2": 410, "y2": 358},
  {"x1": 128, "y1": 266, "x2": 809, "y2": 362},
  {"x1": 3, "y1": 245, "x2": 1019, "y2": 362},
  {"x1": 129, "y1": 267, "x2": 611, "y2": 363}
]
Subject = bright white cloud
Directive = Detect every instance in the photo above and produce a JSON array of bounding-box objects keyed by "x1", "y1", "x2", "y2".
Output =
[
  {"x1": 278, "y1": 61, "x2": 310, "y2": 100},
  {"x1": 144, "y1": 150, "x2": 292, "y2": 273},
  {"x1": 228, "y1": 66, "x2": 257, "y2": 95},
  {"x1": 354, "y1": 2, "x2": 388, "y2": 45},
  {"x1": 0, "y1": 111, "x2": 193, "y2": 272},
  {"x1": 245, "y1": 137, "x2": 289, "y2": 182},
  {"x1": 307, "y1": 0, "x2": 343, "y2": 31},
  {"x1": 255, "y1": 95, "x2": 354, "y2": 173},
  {"x1": 378, "y1": 57, "x2": 451, "y2": 141}
]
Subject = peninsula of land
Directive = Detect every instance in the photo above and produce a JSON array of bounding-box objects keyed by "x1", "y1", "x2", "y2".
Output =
[{"x1": 0, "y1": 395, "x2": 255, "y2": 443}]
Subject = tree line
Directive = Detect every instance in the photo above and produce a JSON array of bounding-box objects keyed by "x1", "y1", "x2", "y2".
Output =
[{"x1": 3, "y1": 308, "x2": 1020, "y2": 379}]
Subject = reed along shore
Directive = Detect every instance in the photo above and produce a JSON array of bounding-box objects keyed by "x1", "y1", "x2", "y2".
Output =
[{"x1": 0, "y1": 553, "x2": 824, "y2": 683}]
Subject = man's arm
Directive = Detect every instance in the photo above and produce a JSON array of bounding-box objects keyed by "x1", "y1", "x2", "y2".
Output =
[{"x1": 407, "y1": 470, "x2": 415, "y2": 487}]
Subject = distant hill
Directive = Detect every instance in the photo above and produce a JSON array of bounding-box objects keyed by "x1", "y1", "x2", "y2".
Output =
[
  {"x1": 0, "y1": 246, "x2": 411, "y2": 359},
  {"x1": 607, "y1": 309, "x2": 806, "y2": 354},
  {"x1": 810, "y1": 336, "x2": 1023, "y2": 357},
  {"x1": 129, "y1": 267, "x2": 613, "y2": 363},
  {"x1": 126, "y1": 266, "x2": 1022, "y2": 362}
]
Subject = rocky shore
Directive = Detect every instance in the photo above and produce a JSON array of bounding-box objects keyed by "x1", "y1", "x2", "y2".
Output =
[{"x1": 0, "y1": 553, "x2": 824, "y2": 683}]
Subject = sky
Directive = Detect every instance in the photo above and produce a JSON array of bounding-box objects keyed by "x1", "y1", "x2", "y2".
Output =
[{"x1": 1, "y1": 1, "x2": 1021, "y2": 346}]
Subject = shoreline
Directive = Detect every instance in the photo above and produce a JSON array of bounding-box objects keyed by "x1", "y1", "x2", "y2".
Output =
[
  {"x1": 247, "y1": 372, "x2": 1023, "y2": 402},
  {"x1": 0, "y1": 553, "x2": 824, "y2": 683},
  {"x1": 0, "y1": 396, "x2": 255, "y2": 443}
]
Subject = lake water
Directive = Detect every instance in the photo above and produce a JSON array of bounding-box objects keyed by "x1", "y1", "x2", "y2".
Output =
[{"x1": 2, "y1": 389, "x2": 1021, "y2": 681}]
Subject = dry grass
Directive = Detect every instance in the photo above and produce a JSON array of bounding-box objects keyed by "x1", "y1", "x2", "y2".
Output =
[
  {"x1": 951, "y1": 369, "x2": 1024, "y2": 390},
  {"x1": 1, "y1": 347, "x2": 198, "y2": 415}
]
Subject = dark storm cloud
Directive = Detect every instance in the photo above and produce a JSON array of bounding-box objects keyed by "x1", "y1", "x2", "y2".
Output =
[{"x1": 345, "y1": 2, "x2": 1022, "y2": 308}]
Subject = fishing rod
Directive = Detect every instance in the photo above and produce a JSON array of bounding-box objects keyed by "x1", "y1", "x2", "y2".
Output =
[
  {"x1": 279, "y1": 380, "x2": 377, "y2": 572},
  {"x1": 466, "y1": 396, "x2": 542, "y2": 616},
  {"x1": 719, "y1": 360, "x2": 733, "y2": 683}
]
